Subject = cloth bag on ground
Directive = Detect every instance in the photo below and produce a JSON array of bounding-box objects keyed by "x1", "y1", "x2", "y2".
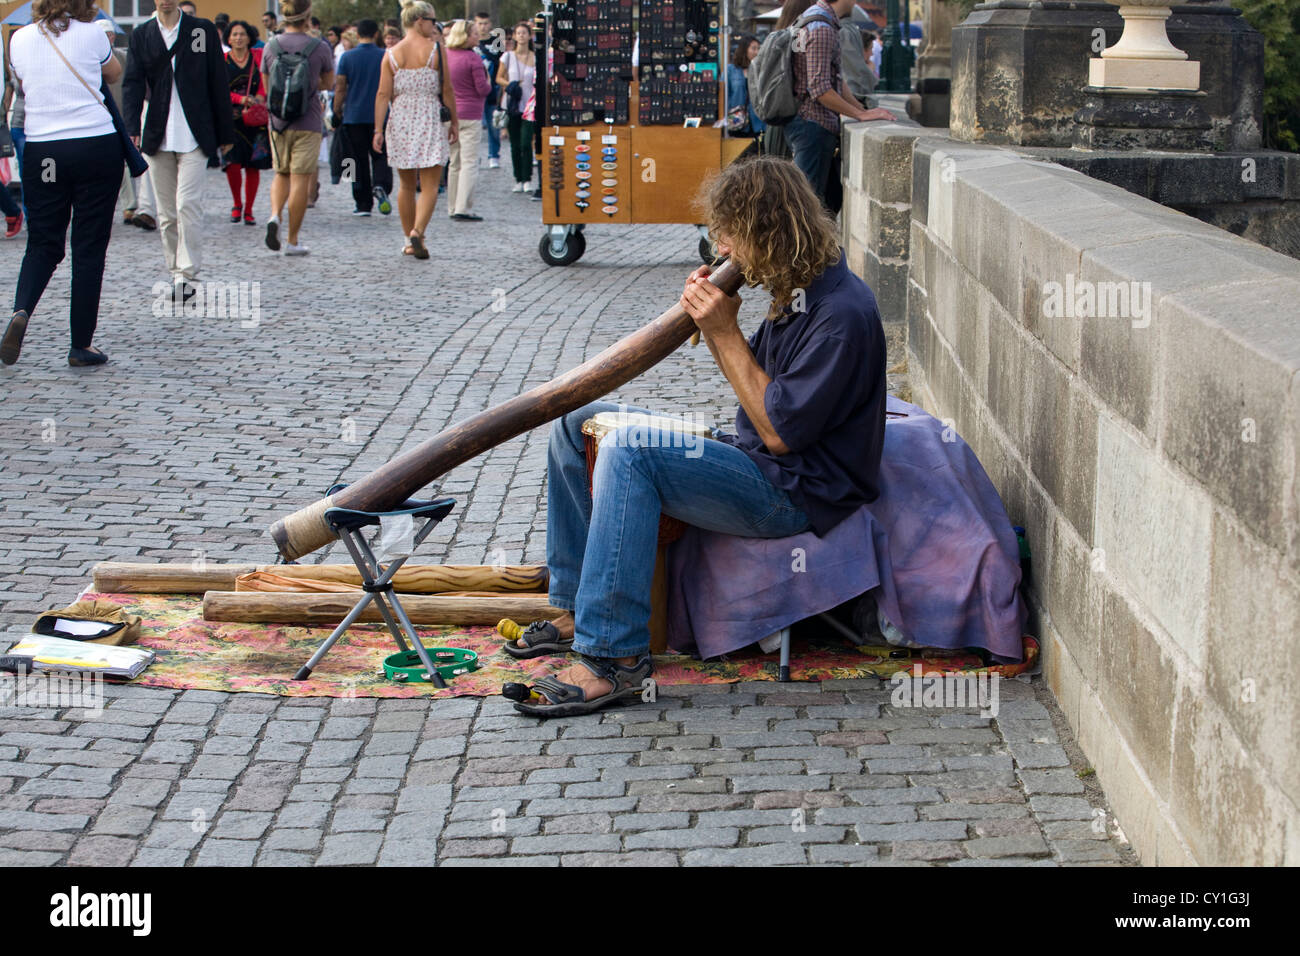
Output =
[{"x1": 33, "y1": 600, "x2": 143, "y2": 646}]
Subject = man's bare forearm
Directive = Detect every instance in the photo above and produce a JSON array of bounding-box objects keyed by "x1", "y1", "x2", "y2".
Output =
[
  {"x1": 817, "y1": 87, "x2": 864, "y2": 120},
  {"x1": 708, "y1": 327, "x2": 789, "y2": 455}
]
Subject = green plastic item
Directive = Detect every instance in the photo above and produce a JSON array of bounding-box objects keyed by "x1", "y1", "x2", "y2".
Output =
[{"x1": 383, "y1": 647, "x2": 479, "y2": 683}]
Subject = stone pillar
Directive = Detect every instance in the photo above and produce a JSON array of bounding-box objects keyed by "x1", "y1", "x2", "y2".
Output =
[
  {"x1": 916, "y1": 0, "x2": 961, "y2": 85},
  {"x1": 949, "y1": 0, "x2": 1263, "y2": 149},
  {"x1": 910, "y1": 0, "x2": 962, "y2": 126},
  {"x1": 1074, "y1": 0, "x2": 1212, "y2": 149}
]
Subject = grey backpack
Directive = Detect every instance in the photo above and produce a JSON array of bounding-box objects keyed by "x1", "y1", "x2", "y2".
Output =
[
  {"x1": 265, "y1": 35, "x2": 324, "y2": 125},
  {"x1": 747, "y1": 8, "x2": 838, "y2": 126}
]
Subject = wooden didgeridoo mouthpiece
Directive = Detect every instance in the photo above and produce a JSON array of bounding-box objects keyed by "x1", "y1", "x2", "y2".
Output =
[{"x1": 269, "y1": 257, "x2": 746, "y2": 561}]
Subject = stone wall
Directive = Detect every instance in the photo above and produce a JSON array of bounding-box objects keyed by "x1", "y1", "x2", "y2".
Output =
[{"x1": 841, "y1": 122, "x2": 1300, "y2": 865}]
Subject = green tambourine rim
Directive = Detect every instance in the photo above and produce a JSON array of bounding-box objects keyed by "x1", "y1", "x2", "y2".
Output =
[{"x1": 383, "y1": 648, "x2": 480, "y2": 682}]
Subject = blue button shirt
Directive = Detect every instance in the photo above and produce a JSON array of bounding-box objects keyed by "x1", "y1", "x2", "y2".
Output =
[
  {"x1": 718, "y1": 248, "x2": 887, "y2": 536},
  {"x1": 338, "y1": 42, "x2": 384, "y2": 125}
]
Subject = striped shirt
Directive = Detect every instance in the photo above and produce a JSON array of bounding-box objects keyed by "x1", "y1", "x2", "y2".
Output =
[{"x1": 791, "y1": 1, "x2": 842, "y2": 135}]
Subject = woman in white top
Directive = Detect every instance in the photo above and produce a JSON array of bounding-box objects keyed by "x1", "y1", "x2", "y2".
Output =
[
  {"x1": 2, "y1": 0, "x2": 125, "y2": 368},
  {"x1": 496, "y1": 21, "x2": 535, "y2": 192}
]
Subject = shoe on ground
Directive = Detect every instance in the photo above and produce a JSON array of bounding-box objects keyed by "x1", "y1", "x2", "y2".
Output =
[
  {"x1": 488, "y1": 157, "x2": 500, "y2": 169},
  {"x1": 450, "y1": 213, "x2": 483, "y2": 221},
  {"x1": 511, "y1": 182, "x2": 523, "y2": 192},
  {"x1": 132, "y1": 213, "x2": 157, "y2": 231},
  {"x1": 122, "y1": 208, "x2": 135, "y2": 224},
  {"x1": 284, "y1": 243, "x2": 310, "y2": 256},
  {"x1": 230, "y1": 204, "x2": 242, "y2": 223},
  {"x1": 373, "y1": 186, "x2": 392, "y2": 214},
  {"x1": 243, "y1": 212, "x2": 256, "y2": 226},
  {"x1": 172, "y1": 281, "x2": 197, "y2": 305},
  {"x1": 265, "y1": 218, "x2": 280, "y2": 251},
  {"x1": 68, "y1": 345, "x2": 108, "y2": 367},
  {"x1": 1, "y1": 310, "x2": 29, "y2": 365},
  {"x1": 5, "y1": 212, "x2": 21, "y2": 239},
  {"x1": 353, "y1": 208, "x2": 372, "y2": 216},
  {"x1": 529, "y1": 189, "x2": 542, "y2": 201}
]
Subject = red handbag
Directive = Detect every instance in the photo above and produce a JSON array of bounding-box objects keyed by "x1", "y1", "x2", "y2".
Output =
[{"x1": 237, "y1": 58, "x2": 269, "y2": 127}]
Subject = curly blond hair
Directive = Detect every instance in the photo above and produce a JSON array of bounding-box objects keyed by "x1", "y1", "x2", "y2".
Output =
[{"x1": 697, "y1": 156, "x2": 842, "y2": 321}]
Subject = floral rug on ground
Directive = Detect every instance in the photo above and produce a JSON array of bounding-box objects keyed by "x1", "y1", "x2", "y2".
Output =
[{"x1": 82, "y1": 592, "x2": 1039, "y2": 698}]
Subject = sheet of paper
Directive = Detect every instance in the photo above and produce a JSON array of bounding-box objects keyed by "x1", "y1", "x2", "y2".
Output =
[{"x1": 53, "y1": 618, "x2": 115, "y2": 637}]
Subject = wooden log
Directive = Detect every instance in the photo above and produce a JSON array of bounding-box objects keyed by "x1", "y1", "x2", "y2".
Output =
[
  {"x1": 269, "y1": 258, "x2": 746, "y2": 561},
  {"x1": 263, "y1": 564, "x2": 548, "y2": 593},
  {"x1": 201, "y1": 591, "x2": 564, "y2": 627},
  {"x1": 93, "y1": 562, "x2": 260, "y2": 594},
  {"x1": 92, "y1": 562, "x2": 548, "y2": 595}
]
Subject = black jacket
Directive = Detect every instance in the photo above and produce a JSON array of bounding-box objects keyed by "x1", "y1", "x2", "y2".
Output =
[{"x1": 122, "y1": 14, "x2": 234, "y2": 158}]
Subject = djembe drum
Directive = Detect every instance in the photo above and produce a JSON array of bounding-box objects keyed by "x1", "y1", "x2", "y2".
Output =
[{"x1": 580, "y1": 411, "x2": 715, "y2": 652}]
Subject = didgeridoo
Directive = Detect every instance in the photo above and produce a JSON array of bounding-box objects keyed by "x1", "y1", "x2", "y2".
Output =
[{"x1": 269, "y1": 257, "x2": 745, "y2": 561}]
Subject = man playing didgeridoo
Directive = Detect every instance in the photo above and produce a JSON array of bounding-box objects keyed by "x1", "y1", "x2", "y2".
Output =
[{"x1": 504, "y1": 156, "x2": 887, "y2": 717}]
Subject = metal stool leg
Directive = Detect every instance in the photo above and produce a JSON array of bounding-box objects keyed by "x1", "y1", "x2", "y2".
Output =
[
  {"x1": 294, "y1": 591, "x2": 377, "y2": 680},
  {"x1": 778, "y1": 627, "x2": 791, "y2": 682},
  {"x1": 294, "y1": 514, "x2": 451, "y2": 686}
]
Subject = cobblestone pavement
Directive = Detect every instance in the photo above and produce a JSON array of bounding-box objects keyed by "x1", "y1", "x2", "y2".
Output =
[{"x1": 0, "y1": 145, "x2": 1136, "y2": 866}]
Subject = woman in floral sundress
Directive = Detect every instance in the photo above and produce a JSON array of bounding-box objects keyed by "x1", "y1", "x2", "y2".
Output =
[{"x1": 373, "y1": 0, "x2": 458, "y2": 259}]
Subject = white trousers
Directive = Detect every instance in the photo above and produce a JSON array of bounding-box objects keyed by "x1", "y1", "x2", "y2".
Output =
[
  {"x1": 148, "y1": 147, "x2": 207, "y2": 282},
  {"x1": 447, "y1": 120, "x2": 481, "y2": 216}
]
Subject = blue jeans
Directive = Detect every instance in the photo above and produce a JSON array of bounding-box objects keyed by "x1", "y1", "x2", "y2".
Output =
[
  {"x1": 547, "y1": 400, "x2": 812, "y2": 658},
  {"x1": 786, "y1": 115, "x2": 836, "y2": 206},
  {"x1": 482, "y1": 100, "x2": 500, "y2": 159}
]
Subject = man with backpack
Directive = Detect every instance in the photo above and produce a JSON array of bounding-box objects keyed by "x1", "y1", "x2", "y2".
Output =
[
  {"x1": 261, "y1": 0, "x2": 333, "y2": 255},
  {"x1": 752, "y1": 0, "x2": 892, "y2": 207},
  {"x1": 123, "y1": 0, "x2": 234, "y2": 302}
]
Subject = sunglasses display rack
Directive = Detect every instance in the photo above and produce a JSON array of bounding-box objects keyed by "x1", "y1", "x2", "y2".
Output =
[
  {"x1": 547, "y1": 1, "x2": 634, "y2": 126},
  {"x1": 537, "y1": 0, "x2": 741, "y2": 267},
  {"x1": 637, "y1": 0, "x2": 720, "y2": 126}
]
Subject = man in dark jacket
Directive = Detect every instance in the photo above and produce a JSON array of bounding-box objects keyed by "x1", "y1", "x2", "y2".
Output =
[{"x1": 122, "y1": 0, "x2": 234, "y2": 301}]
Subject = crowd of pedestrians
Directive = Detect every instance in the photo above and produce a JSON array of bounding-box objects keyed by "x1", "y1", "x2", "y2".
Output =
[{"x1": 1, "y1": 0, "x2": 896, "y2": 368}]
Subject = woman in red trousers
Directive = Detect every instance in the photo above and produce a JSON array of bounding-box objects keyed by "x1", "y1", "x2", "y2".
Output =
[{"x1": 222, "y1": 21, "x2": 271, "y2": 224}]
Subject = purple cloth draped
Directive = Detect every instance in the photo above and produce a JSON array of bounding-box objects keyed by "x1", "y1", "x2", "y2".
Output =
[{"x1": 666, "y1": 396, "x2": 1027, "y2": 662}]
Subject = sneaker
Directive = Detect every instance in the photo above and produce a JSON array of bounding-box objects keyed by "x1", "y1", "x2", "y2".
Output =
[
  {"x1": 373, "y1": 186, "x2": 392, "y2": 215},
  {"x1": 512, "y1": 182, "x2": 524, "y2": 193},
  {"x1": 488, "y1": 157, "x2": 500, "y2": 169},
  {"x1": 4, "y1": 212, "x2": 21, "y2": 239},
  {"x1": 265, "y1": 217, "x2": 280, "y2": 251},
  {"x1": 353, "y1": 208, "x2": 372, "y2": 217},
  {"x1": 529, "y1": 189, "x2": 542, "y2": 202},
  {"x1": 284, "y1": 243, "x2": 310, "y2": 256}
]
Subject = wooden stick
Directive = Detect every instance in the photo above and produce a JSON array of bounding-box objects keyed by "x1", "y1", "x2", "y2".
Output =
[
  {"x1": 268, "y1": 258, "x2": 745, "y2": 561},
  {"x1": 92, "y1": 562, "x2": 548, "y2": 594},
  {"x1": 201, "y1": 591, "x2": 563, "y2": 627},
  {"x1": 93, "y1": 562, "x2": 260, "y2": 594}
]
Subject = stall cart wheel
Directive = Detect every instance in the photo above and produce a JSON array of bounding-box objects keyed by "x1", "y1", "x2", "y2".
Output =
[
  {"x1": 699, "y1": 235, "x2": 719, "y2": 265},
  {"x1": 539, "y1": 230, "x2": 586, "y2": 266}
]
